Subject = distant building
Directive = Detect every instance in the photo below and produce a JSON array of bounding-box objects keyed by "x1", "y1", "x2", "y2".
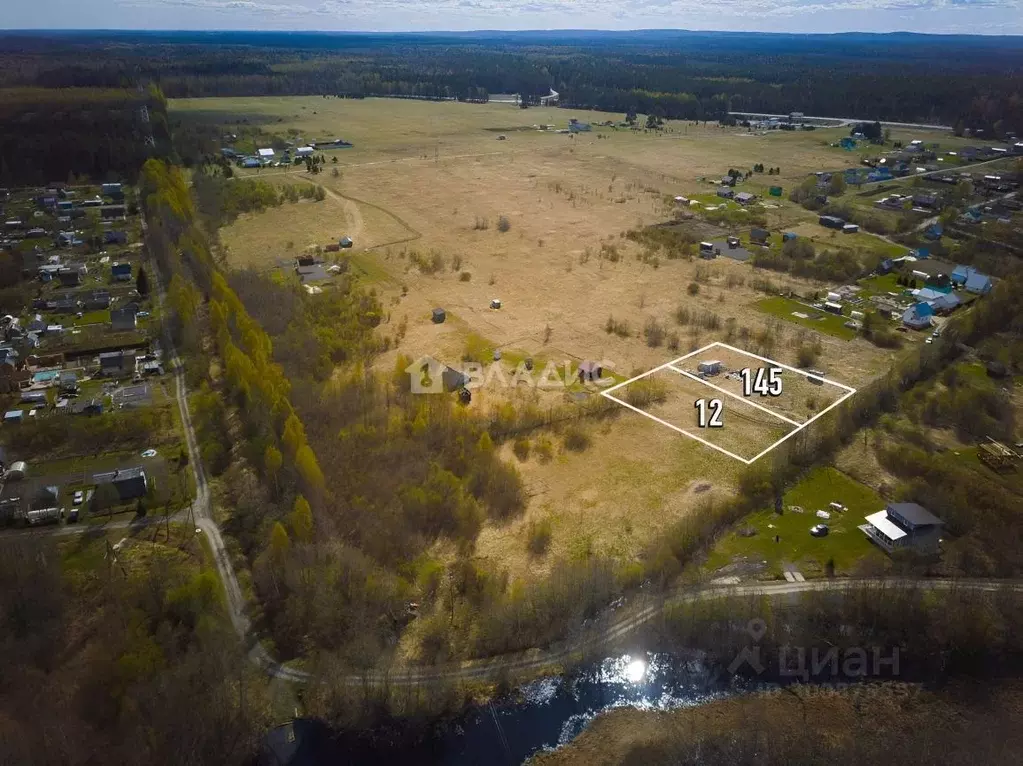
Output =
[
  {"x1": 57, "y1": 266, "x2": 85, "y2": 287},
  {"x1": 735, "y1": 192, "x2": 756, "y2": 205},
  {"x1": 965, "y1": 271, "x2": 993, "y2": 295},
  {"x1": 902, "y1": 302, "x2": 934, "y2": 330},
  {"x1": 82, "y1": 290, "x2": 111, "y2": 311},
  {"x1": 110, "y1": 262, "x2": 132, "y2": 281},
  {"x1": 99, "y1": 350, "x2": 133, "y2": 375},
  {"x1": 295, "y1": 146, "x2": 314, "y2": 157},
  {"x1": 104, "y1": 230, "x2": 128, "y2": 245},
  {"x1": 717, "y1": 187, "x2": 734, "y2": 199},
  {"x1": 698, "y1": 360, "x2": 722, "y2": 375},
  {"x1": 59, "y1": 371, "x2": 79, "y2": 394},
  {"x1": 110, "y1": 307, "x2": 138, "y2": 332},
  {"x1": 859, "y1": 502, "x2": 944, "y2": 555},
  {"x1": 819, "y1": 215, "x2": 845, "y2": 230},
  {"x1": 750, "y1": 227, "x2": 770, "y2": 245},
  {"x1": 93, "y1": 467, "x2": 148, "y2": 501},
  {"x1": 71, "y1": 398, "x2": 104, "y2": 416},
  {"x1": 257, "y1": 148, "x2": 275, "y2": 161},
  {"x1": 568, "y1": 119, "x2": 592, "y2": 133}
]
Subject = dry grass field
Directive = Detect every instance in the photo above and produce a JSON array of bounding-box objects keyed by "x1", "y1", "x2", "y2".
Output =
[{"x1": 174, "y1": 96, "x2": 933, "y2": 578}]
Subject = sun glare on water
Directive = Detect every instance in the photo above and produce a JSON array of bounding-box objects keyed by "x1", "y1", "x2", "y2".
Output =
[{"x1": 624, "y1": 658, "x2": 647, "y2": 684}]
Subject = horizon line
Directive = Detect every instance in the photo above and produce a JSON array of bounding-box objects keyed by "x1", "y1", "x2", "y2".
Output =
[{"x1": 1, "y1": 28, "x2": 1023, "y2": 39}]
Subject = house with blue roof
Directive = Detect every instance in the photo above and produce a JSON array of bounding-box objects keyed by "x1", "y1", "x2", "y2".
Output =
[
  {"x1": 951, "y1": 266, "x2": 993, "y2": 294},
  {"x1": 915, "y1": 287, "x2": 946, "y2": 303},
  {"x1": 950, "y1": 265, "x2": 972, "y2": 285},
  {"x1": 930, "y1": 293, "x2": 960, "y2": 314},
  {"x1": 924, "y1": 222, "x2": 943, "y2": 241},
  {"x1": 965, "y1": 271, "x2": 992, "y2": 295},
  {"x1": 902, "y1": 302, "x2": 934, "y2": 330}
]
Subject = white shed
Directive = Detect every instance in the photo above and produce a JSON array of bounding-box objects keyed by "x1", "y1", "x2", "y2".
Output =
[
  {"x1": 296, "y1": 146, "x2": 314, "y2": 157},
  {"x1": 257, "y1": 148, "x2": 275, "y2": 159},
  {"x1": 698, "y1": 360, "x2": 722, "y2": 375}
]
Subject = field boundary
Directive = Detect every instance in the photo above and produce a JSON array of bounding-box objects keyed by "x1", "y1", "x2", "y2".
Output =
[{"x1": 600, "y1": 341, "x2": 856, "y2": 464}]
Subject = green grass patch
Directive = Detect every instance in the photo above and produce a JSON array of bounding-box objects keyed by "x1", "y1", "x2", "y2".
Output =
[
  {"x1": 348, "y1": 252, "x2": 394, "y2": 285},
  {"x1": 756, "y1": 296, "x2": 858, "y2": 340},
  {"x1": 33, "y1": 450, "x2": 143, "y2": 479},
  {"x1": 704, "y1": 467, "x2": 885, "y2": 577},
  {"x1": 858, "y1": 272, "x2": 906, "y2": 297}
]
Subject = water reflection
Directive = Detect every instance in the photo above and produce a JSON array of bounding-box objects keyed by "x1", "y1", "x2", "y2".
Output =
[{"x1": 444, "y1": 652, "x2": 755, "y2": 764}]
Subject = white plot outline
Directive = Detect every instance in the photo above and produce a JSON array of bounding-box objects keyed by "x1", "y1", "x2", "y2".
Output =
[{"x1": 600, "y1": 341, "x2": 857, "y2": 465}]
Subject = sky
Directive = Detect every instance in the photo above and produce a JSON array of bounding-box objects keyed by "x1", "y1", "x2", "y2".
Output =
[{"x1": 3, "y1": 0, "x2": 1023, "y2": 35}]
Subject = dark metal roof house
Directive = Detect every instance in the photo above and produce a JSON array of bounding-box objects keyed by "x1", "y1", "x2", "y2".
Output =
[{"x1": 93, "y1": 467, "x2": 148, "y2": 501}]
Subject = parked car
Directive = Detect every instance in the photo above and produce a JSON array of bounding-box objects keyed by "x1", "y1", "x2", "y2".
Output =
[
  {"x1": 72, "y1": 490, "x2": 84, "y2": 505},
  {"x1": 68, "y1": 507, "x2": 79, "y2": 523},
  {"x1": 810, "y1": 523, "x2": 830, "y2": 537}
]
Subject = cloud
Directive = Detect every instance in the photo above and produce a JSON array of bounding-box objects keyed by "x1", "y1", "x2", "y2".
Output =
[{"x1": 45, "y1": 0, "x2": 1023, "y2": 33}]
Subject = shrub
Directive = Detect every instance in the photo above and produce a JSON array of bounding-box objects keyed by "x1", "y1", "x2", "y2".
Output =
[
  {"x1": 605, "y1": 316, "x2": 630, "y2": 338},
  {"x1": 535, "y1": 436, "x2": 554, "y2": 462},
  {"x1": 459, "y1": 271, "x2": 472, "y2": 282},
  {"x1": 563, "y1": 425, "x2": 591, "y2": 452},
  {"x1": 512, "y1": 437, "x2": 531, "y2": 461},
  {"x1": 497, "y1": 215, "x2": 511, "y2": 232},
  {"x1": 526, "y1": 518, "x2": 553, "y2": 555},
  {"x1": 643, "y1": 317, "x2": 666, "y2": 347},
  {"x1": 687, "y1": 281, "x2": 700, "y2": 296},
  {"x1": 452, "y1": 254, "x2": 463, "y2": 270},
  {"x1": 667, "y1": 332, "x2": 680, "y2": 352},
  {"x1": 473, "y1": 216, "x2": 489, "y2": 230},
  {"x1": 796, "y1": 343, "x2": 819, "y2": 368}
]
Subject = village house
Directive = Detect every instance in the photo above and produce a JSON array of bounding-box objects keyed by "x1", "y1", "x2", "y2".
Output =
[
  {"x1": 902, "y1": 302, "x2": 934, "y2": 330},
  {"x1": 110, "y1": 307, "x2": 138, "y2": 332},
  {"x1": 99, "y1": 350, "x2": 134, "y2": 376},
  {"x1": 93, "y1": 467, "x2": 148, "y2": 501},
  {"x1": 859, "y1": 502, "x2": 944, "y2": 555},
  {"x1": 111, "y1": 262, "x2": 132, "y2": 282}
]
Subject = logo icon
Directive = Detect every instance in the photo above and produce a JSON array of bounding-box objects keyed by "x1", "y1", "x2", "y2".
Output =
[
  {"x1": 727, "y1": 617, "x2": 767, "y2": 675},
  {"x1": 406, "y1": 356, "x2": 445, "y2": 394}
]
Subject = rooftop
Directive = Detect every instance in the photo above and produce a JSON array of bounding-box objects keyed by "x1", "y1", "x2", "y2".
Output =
[{"x1": 888, "y1": 502, "x2": 944, "y2": 527}]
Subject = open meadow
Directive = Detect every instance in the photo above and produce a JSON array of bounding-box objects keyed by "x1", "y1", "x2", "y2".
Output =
[{"x1": 172, "y1": 95, "x2": 930, "y2": 580}]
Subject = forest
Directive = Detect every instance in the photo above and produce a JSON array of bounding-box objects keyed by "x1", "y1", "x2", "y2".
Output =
[
  {"x1": 1, "y1": 31, "x2": 1022, "y2": 135},
  {"x1": 0, "y1": 85, "x2": 173, "y2": 185}
]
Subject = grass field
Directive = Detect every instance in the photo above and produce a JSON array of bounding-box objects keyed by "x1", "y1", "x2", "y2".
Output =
[
  {"x1": 756, "y1": 296, "x2": 859, "y2": 339},
  {"x1": 173, "y1": 95, "x2": 909, "y2": 575},
  {"x1": 703, "y1": 466, "x2": 886, "y2": 577}
]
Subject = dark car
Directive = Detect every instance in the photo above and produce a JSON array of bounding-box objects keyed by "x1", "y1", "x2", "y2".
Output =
[{"x1": 810, "y1": 523, "x2": 829, "y2": 537}]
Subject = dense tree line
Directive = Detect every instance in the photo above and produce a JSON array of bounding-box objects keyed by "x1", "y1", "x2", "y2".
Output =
[
  {"x1": 0, "y1": 85, "x2": 172, "y2": 185},
  {"x1": 2, "y1": 32, "x2": 1022, "y2": 134},
  {"x1": 0, "y1": 532, "x2": 270, "y2": 765}
]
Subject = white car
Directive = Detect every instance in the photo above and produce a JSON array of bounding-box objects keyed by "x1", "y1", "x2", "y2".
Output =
[{"x1": 72, "y1": 490, "x2": 84, "y2": 505}]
